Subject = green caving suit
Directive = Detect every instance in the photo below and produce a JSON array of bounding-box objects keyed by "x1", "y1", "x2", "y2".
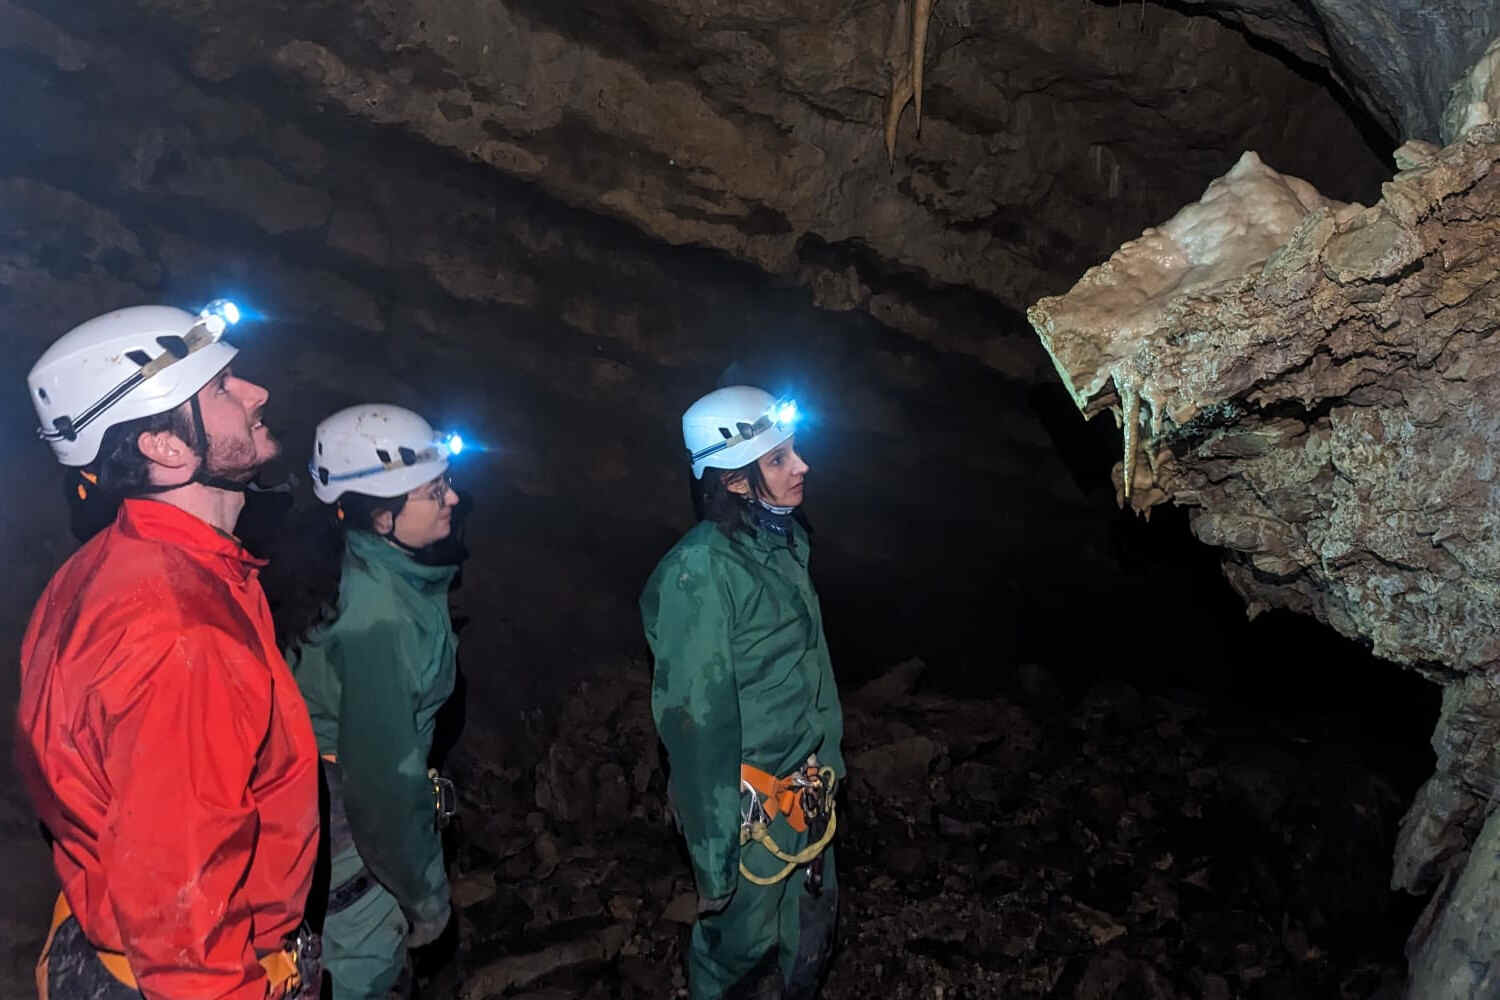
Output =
[
  {"x1": 288, "y1": 529, "x2": 457, "y2": 1000},
  {"x1": 641, "y1": 514, "x2": 845, "y2": 999}
]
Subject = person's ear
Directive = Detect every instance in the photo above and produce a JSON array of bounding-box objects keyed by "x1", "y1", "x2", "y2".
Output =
[
  {"x1": 372, "y1": 508, "x2": 395, "y2": 534},
  {"x1": 135, "y1": 429, "x2": 194, "y2": 470},
  {"x1": 723, "y1": 471, "x2": 750, "y2": 497}
]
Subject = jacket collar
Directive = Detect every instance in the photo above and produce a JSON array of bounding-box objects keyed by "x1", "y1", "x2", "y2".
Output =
[
  {"x1": 736, "y1": 508, "x2": 807, "y2": 566},
  {"x1": 116, "y1": 498, "x2": 266, "y2": 582},
  {"x1": 345, "y1": 528, "x2": 458, "y2": 592}
]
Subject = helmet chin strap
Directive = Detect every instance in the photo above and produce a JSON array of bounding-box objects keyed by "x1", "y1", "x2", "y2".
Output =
[
  {"x1": 186, "y1": 395, "x2": 253, "y2": 493},
  {"x1": 379, "y1": 522, "x2": 424, "y2": 556},
  {"x1": 133, "y1": 395, "x2": 251, "y2": 496}
]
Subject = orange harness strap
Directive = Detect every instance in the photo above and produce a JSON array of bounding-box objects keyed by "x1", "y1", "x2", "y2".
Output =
[
  {"x1": 37, "y1": 893, "x2": 304, "y2": 999},
  {"x1": 740, "y1": 763, "x2": 810, "y2": 833}
]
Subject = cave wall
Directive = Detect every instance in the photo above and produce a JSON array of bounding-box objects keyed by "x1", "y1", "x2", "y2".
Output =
[{"x1": 1027, "y1": 96, "x2": 1500, "y2": 995}]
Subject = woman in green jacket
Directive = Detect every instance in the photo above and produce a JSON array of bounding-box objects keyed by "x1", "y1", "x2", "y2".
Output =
[
  {"x1": 282, "y1": 404, "x2": 465, "y2": 999},
  {"x1": 641, "y1": 385, "x2": 845, "y2": 1000}
]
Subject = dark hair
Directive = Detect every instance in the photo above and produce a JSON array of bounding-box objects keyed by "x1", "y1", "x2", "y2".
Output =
[
  {"x1": 692, "y1": 461, "x2": 769, "y2": 538},
  {"x1": 93, "y1": 406, "x2": 197, "y2": 497},
  {"x1": 62, "y1": 407, "x2": 200, "y2": 543},
  {"x1": 266, "y1": 492, "x2": 406, "y2": 652}
]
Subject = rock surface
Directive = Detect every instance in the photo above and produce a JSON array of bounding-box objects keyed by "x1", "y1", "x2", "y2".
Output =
[
  {"x1": 1029, "y1": 103, "x2": 1500, "y2": 991},
  {"x1": 14, "y1": 0, "x2": 1392, "y2": 349}
]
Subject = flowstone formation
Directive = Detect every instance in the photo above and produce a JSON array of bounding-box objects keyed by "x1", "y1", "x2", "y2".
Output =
[{"x1": 1028, "y1": 55, "x2": 1500, "y2": 994}]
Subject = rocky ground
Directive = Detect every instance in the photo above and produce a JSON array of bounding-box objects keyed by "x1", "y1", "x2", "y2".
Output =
[{"x1": 430, "y1": 658, "x2": 1421, "y2": 999}]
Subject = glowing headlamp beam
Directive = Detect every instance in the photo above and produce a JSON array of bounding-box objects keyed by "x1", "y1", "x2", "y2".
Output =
[{"x1": 197, "y1": 299, "x2": 242, "y2": 339}]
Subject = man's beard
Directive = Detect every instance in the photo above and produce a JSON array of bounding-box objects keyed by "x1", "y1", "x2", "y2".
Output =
[{"x1": 203, "y1": 426, "x2": 278, "y2": 483}]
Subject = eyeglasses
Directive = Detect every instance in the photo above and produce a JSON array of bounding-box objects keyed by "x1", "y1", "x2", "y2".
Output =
[{"x1": 411, "y1": 471, "x2": 456, "y2": 505}]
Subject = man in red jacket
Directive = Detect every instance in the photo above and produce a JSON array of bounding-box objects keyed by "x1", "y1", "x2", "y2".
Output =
[{"x1": 16, "y1": 301, "x2": 321, "y2": 999}]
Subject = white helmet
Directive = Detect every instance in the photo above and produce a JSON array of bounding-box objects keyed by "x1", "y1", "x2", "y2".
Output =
[
  {"x1": 28, "y1": 301, "x2": 242, "y2": 467},
  {"x1": 683, "y1": 385, "x2": 800, "y2": 479},
  {"x1": 310, "y1": 403, "x2": 460, "y2": 503}
]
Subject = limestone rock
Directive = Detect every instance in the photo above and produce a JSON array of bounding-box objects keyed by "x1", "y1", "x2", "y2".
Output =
[{"x1": 1030, "y1": 125, "x2": 1500, "y2": 891}]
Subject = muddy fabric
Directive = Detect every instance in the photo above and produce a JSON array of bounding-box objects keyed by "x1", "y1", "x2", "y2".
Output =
[
  {"x1": 288, "y1": 529, "x2": 458, "y2": 997},
  {"x1": 641, "y1": 513, "x2": 844, "y2": 998}
]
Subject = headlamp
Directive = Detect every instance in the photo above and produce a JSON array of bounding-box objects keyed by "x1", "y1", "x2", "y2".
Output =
[
  {"x1": 689, "y1": 396, "x2": 800, "y2": 466},
  {"x1": 196, "y1": 299, "x2": 241, "y2": 340},
  {"x1": 311, "y1": 430, "x2": 467, "y2": 488}
]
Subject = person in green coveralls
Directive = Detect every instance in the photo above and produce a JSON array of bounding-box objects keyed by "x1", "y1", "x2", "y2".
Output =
[
  {"x1": 284, "y1": 404, "x2": 466, "y2": 999},
  {"x1": 641, "y1": 385, "x2": 845, "y2": 999}
]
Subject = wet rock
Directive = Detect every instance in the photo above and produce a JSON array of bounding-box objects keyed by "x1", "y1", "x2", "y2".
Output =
[{"x1": 662, "y1": 892, "x2": 697, "y2": 926}]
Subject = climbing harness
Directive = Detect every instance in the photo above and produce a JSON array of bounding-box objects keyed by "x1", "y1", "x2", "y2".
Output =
[
  {"x1": 37, "y1": 893, "x2": 321, "y2": 999},
  {"x1": 737, "y1": 755, "x2": 838, "y2": 887}
]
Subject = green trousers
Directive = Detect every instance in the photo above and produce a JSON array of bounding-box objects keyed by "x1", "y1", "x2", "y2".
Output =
[
  {"x1": 689, "y1": 849, "x2": 838, "y2": 1000},
  {"x1": 323, "y1": 760, "x2": 409, "y2": 1000},
  {"x1": 324, "y1": 875, "x2": 408, "y2": 1000}
]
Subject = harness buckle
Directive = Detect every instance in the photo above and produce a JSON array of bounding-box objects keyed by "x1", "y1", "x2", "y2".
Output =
[{"x1": 276, "y1": 923, "x2": 322, "y2": 999}]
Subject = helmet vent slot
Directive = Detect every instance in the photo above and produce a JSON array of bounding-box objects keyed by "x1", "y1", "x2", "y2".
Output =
[
  {"x1": 126, "y1": 350, "x2": 152, "y2": 367},
  {"x1": 375, "y1": 449, "x2": 392, "y2": 464},
  {"x1": 155, "y1": 335, "x2": 189, "y2": 359}
]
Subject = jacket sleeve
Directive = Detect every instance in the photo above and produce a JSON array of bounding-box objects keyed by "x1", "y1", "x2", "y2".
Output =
[
  {"x1": 334, "y1": 620, "x2": 449, "y2": 926},
  {"x1": 101, "y1": 626, "x2": 271, "y2": 1000},
  {"x1": 642, "y1": 546, "x2": 743, "y2": 901}
]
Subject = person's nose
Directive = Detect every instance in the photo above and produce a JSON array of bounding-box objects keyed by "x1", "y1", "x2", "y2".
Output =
[{"x1": 232, "y1": 375, "x2": 270, "y2": 411}]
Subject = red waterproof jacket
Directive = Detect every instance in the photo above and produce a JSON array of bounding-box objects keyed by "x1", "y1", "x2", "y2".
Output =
[{"x1": 16, "y1": 499, "x2": 319, "y2": 999}]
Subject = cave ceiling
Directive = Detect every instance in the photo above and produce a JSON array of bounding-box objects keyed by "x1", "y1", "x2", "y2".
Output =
[{"x1": 9, "y1": 0, "x2": 1439, "y2": 370}]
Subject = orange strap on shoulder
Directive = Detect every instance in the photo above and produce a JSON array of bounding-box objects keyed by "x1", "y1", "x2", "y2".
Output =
[
  {"x1": 37, "y1": 892, "x2": 303, "y2": 999},
  {"x1": 740, "y1": 763, "x2": 809, "y2": 833}
]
